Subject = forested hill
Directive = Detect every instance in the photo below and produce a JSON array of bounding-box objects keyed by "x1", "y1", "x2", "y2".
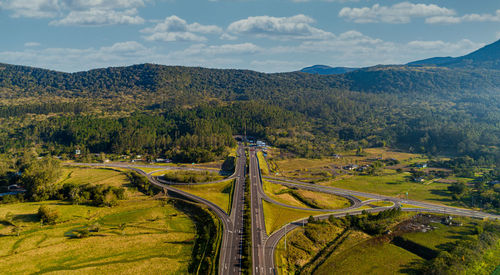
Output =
[
  {"x1": 1, "y1": 62, "x2": 500, "y2": 100},
  {"x1": 1, "y1": 59, "x2": 500, "y2": 163}
]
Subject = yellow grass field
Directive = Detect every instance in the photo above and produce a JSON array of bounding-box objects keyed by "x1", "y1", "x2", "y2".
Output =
[
  {"x1": 262, "y1": 180, "x2": 308, "y2": 208},
  {"x1": 257, "y1": 151, "x2": 270, "y2": 175},
  {"x1": 0, "y1": 168, "x2": 196, "y2": 274},
  {"x1": 295, "y1": 189, "x2": 351, "y2": 209},
  {"x1": 263, "y1": 180, "x2": 351, "y2": 210},
  {"x1": 262, "y1": 200, "x2": 328, "y2": 235},
  {"x1": 174, "y1": 179, "x2": 235, "y2": 214}
]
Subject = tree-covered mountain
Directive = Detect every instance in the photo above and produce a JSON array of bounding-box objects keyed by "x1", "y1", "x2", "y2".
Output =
[
  {"x1": 408, "y1": 39, "x2": 500, "y2": 70},
  {"x1": 0, "y1": 38, "x2": 500, "y2": 163}
]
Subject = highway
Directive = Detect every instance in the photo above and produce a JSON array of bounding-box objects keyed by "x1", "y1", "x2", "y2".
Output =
[
  {"x1": 69, "y1": 147, "x2": 500, "y2": 275},
  {"x1": 221, "y1": 145, "x2": 247, "y2": 274},
  {"x1": 249, "y1": 149, "x2": 274, "y2": 275}
]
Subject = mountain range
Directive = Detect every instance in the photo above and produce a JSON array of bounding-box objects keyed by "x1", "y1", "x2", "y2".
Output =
[
  {"x1": 0, "y1": 37, "x2": 500, "y2": 162},
  {"x1": 301, "y1": 38, "x2": 500, "y2": 75}
]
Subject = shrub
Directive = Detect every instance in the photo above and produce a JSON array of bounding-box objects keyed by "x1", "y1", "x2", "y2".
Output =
[
  {"x1": 38, "y1": 205, "x2": 59, "y2": 225},
  {"x1": 72, "y1": 228, "x2": 90, "y2": 238}
]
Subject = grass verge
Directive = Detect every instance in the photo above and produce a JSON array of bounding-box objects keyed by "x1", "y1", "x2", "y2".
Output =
[{"x1": 262, "y1": 200, "x2": 327, "y2": 235}]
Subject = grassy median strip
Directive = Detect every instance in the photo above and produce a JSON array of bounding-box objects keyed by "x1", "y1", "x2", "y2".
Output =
[{"x1": 241, "y1": 175, "x2": 252, "y2": 275}]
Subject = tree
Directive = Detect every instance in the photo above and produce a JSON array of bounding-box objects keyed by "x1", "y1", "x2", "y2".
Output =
[
  {"x1": 448, "y1": 182, "x2": 466, "y2": 195},
  {"x1": 22, "y1": 158, "x2": 62, "y2": 201}
]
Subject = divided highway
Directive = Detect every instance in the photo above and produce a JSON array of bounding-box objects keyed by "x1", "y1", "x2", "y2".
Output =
[{"x1": 69, "y1": 146, "x2": 500, "y2": 275}]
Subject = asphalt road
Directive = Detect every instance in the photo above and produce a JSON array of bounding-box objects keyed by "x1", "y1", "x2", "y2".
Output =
[
  {"x1": 67, "y1": 162, "x2": 215, "y2": 172},
  {"x1": 66, "y1": 146, "x2": 247, "y2": 275},
  {"x1": 221, "y1": 145, "x2": 247, "y2": 274},
  {"x1": 67, "y1": 148, "x2": 500, "y2": 274},
  {"x1": 263, "y1": 176, "x2": 500, "y2": 220},
  {"x1": 249, "y1": 150, "x2": 275, "y2": 275}
]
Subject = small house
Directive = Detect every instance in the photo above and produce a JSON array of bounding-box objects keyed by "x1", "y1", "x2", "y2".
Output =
[
  {"x1": 343, "y1": 164, "x2": 359, "y2": 171},
  {"x1": 8, "y1": 184, "x2": 25, "y2": 192},
  {"x1": 413, "y1": 177, "x2": 425, "y2": 183}
]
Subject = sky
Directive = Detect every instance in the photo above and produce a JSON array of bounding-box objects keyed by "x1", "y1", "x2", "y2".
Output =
[{"x1": 0, "y1": 0, "x2": 499, "y2": 73}]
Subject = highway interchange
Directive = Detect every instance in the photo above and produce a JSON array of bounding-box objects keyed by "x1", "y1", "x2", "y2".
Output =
[{"x1": 68, "y1": 145, "x2": 500, "y2": 275}]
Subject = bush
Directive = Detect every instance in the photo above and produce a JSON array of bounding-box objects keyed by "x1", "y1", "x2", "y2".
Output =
[
  {"x1": 71, "y1": 228, "x2": 90, "y2": 238},
  {"x1": 61, "y1": 183, "x2": 125, "y2": 207},
  {"x1": 1, "y1": 194, "x2": 24, "y2": 204},
  {"x1": 38, "y1": 205, "x2": 59, "y2": 225}
]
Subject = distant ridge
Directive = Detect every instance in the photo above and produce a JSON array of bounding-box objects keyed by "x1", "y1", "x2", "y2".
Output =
[
  {"x1": 408, "y1": 39, "x2": 500, "y2": 70},
  {"x1": 300, "y1": 65, "x2": 358, "y2": 75}
]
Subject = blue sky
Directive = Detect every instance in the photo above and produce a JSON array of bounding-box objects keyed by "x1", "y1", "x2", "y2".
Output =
[{"x1": 0, "y1": 0, "x2": 499, "y2": 72}]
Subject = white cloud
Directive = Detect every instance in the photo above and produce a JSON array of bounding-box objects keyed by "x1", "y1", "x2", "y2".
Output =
[
  {"x1": 250, "y1": 59, "x2": 305, "y2": 73},
  {"x1": 145, "y1": 32, "x2": 207, "y2": 42},
  {"x1": 426, "y1": 10, "x2": 500, "y2": 24},
  {"x1": 0, "y1": 0, "x2": 146, "y2": 25},
  {"x1": 50, "y1": 8, "x2": 144, "y2": 26},
  {"x1": 62, "y1": 0, "x2": 145, "y2": 10},
  {"x1": 220, "y1": 33, "x2": 238, "y2": 41},
  {"x1": 24, "y1": 42, "x2": 41, "y2": 47},
  {"x1": 263, "y1": 31, "x2": 483, "y2": 68},
  {"x1": 497, "y1": 32, "x2": 500, "y2": 40},
  {"x1": 142, "y1": 15, "x2": 222, "y2": 42},
  {"x1": 339, "y1": 2, "x2": 455, "y2": 23},
  {"x1": 292, "y1": 0, "x2": 360, "y2": 2},
  {"x1": 0, "y1": 41, "x2": 152, "y2": 72},
  {"x1": 406, "y1": 39, "x2": 483, "y2": 53},
  {"x1": 0, "y1": 0, "x2": 61, "y2": 18},
  {"x1": 227, "y1": 14, "x2": 334, "y2": 40},
  {"x1": 176, "y1": 43, "x2": 261, "y2": 56}
]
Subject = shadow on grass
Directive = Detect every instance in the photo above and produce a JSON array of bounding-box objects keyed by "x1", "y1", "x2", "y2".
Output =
[
  {"x1": 386, "y1": 181, "x2": 404, "y2": 185},
  {"x1": 428, "y1": 189, "x2": 453, "y2": 202},
  {"x1": 13, "y1": 214, "x2": 39, "y2": 223},
  {"x1": 399, "y1": 259, "x2": 425, "y2": 275}
]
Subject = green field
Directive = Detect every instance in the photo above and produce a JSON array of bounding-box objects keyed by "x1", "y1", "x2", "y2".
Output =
[
  {"x1": 325, "y1": 170, "x2": 460, "y2": 207},
  {"x1": 0, "y1": 167, "x2": 196, "y2": 274},
  {"x1": 262, "y1": 200, "x2": 327, "y2": 235},
  {"x1": 174, "y1": 179, "x2": 235, "y2": 214},
  {"x1": 59, "y1": 167, "x2": 129, "y2": 187},
  {"x1": 315, "y1": 240, "x2": 422, "y2": 275},
  {"x1": 160, "y1": 170, "x2": 224, "y2": 183},
  {"x1": 403, "y1": 219, "x2": 477, "y2": 250},
  {"x1": 270, "y1": 148, "x2": 466, "y2": 207}
]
